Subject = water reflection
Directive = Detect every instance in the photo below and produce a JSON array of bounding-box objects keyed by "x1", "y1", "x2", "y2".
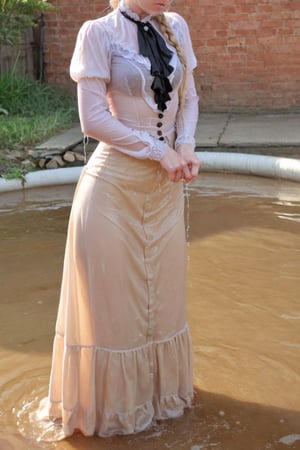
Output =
[{"x1": 0, "y1": 174, "x2": 299, "y2": 450}]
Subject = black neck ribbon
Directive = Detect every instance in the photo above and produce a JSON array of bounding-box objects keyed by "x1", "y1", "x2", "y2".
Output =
[{"x1": 121, "y1": 10, "x2": 173, "y2": 112}]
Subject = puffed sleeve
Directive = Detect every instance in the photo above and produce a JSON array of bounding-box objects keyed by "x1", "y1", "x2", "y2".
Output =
[
  {"x1": 170, "y1": 13, "x2": 197, "y2": 72},
  {"x1": 70, "y1": 20, "x2": 111, "y2": 82}
]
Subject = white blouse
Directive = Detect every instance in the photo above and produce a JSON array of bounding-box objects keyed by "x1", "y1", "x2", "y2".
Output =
[{"x1": 70, "y1": 0, "x2": 199, "y2": 161}]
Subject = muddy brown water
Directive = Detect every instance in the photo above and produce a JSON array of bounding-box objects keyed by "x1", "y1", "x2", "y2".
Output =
[{"x1": 0, "y1": 173, "x2": 299, "y2": 450}]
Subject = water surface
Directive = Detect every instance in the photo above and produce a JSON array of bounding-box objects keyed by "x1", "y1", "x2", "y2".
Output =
[{"x1": 0, "y1": 174, "x2": 299, "y2": 450}]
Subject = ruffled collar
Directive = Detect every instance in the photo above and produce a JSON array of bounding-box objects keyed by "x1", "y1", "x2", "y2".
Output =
[
  {"x1": 118, "y1": 2, "x2": 174, "y2": 112},
  {"x1": 119, "y1": 0, "x2": 152, "y2": 23}
]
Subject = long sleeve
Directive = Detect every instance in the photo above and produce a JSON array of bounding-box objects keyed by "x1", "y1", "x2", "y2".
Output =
[
  {"x1": 77, "y1": 78, "x2": 168, "y2": 160},
  {"x1": 70, "y1": 19, "x2": 167, "y2": 161},
  {"x1": 175, "y1": 71, "x2": 199, "y2": 149}
]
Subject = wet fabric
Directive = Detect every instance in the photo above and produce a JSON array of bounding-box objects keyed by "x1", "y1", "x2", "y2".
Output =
[
  {"x1": 70, "y1": 1, "x2": 199, "y2": 156},
  {"x1": 47, "y1": 150, "x2": 194, "y2": 437},
  {"x1": 120, "y1": 10, "x2": 173, "y2": 112},
  {"x1": 43, "y1": 0, "x2": 198, "y2": 438}
]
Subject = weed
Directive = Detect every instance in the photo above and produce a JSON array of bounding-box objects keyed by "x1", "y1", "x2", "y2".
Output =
[
  {"x1": 0, "y1": 73, "x2": 78, "y2": 150},
  {"x1": 0, "y1": 153, "x2": 30, "y2": 185}
]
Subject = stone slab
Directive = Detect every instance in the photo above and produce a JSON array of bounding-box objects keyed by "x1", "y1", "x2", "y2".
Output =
[
  {"x1": 35, "y1": 126, "x2": 83, "y2": 152},
  {"x1": 220, "y1": 114, "x2": 300, "y2": 147},
  {"x1": 195, "y1": 113, "x2": 229, "y2": 147}
]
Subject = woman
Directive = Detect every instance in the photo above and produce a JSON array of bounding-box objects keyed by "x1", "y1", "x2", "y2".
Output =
[{"x1": 46, "y1": 0, "x2": 199, "y2": 438}]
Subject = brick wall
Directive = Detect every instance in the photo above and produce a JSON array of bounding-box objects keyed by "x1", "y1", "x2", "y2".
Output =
[{"x1": 44, "y1": 0, "x2": 300, "y2": 111}]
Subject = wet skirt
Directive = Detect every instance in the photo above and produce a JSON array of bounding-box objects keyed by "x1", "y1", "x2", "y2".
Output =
[{"x1": 46, "y1": 144, "x2": 193, "y2": 438}]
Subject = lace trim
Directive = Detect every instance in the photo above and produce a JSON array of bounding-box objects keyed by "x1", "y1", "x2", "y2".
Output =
[
  {"x1": 109, "y1": 19, "x2": 179, "y2": 73},
  {"x1": 109, "y1": 9, "x2": 179, "y2": 70},
  {"x1": 118, "y1": 0, "x2": 183, "y2": 47},
  {"x1": 110, "y1": 38, "x2": 150, "y2": 68},
  {"x1": 119, "y1": 0, "x2": 152, "y2": 23},
  {"x1": 147, "y1": 142, "x2": 166, "y2": 161},
  {"x1": 110, "y1": 37, "x2": 178, "y2": 111}
]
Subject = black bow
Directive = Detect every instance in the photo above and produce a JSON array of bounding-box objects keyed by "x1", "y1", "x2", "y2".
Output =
[{"x1": 121, "y1": 10, "x2": 173, "y2": 111}]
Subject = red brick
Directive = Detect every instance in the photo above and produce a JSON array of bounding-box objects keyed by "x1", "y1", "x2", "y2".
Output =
[{"x1": 43, "y1": 0, "x2": 300, "y2": 111}]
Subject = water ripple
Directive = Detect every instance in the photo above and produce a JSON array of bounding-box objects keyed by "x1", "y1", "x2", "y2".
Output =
[{"x1": 0, "y1": 366, "x2": 59, "y2": 449}]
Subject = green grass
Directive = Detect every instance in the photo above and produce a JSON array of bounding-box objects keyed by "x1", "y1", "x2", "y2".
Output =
[
  {"x1": 0, "y1": 110, "x2": 77, "y2": 149},
  {"x1": 0, "y1": 73, "x2": 78, "y2": 150}
]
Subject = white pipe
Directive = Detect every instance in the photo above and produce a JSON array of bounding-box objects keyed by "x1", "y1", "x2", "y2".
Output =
[
  {"x1": 0, "y1": 167, "x2": 83, "y2": 193},
  {"x1": 0, "y1": 153, "x2": 300, "y2": 193},
  {"x1": 197, "y1": 152, "x2": 300, "y2": 182}
]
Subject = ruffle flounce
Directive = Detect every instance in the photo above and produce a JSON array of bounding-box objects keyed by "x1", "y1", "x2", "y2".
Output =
[{"x1": 46, "y1": 327, "x2": 193, "y2": 438}]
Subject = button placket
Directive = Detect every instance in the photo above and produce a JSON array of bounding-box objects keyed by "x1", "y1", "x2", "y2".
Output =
[{"x1": 156, "y1": 112, "x2": 165, "y2": 141}]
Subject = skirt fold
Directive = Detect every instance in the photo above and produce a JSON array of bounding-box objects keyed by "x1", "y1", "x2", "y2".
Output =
[{"x1": 42, "y1": 147, "x2": 193, "y2": 438}]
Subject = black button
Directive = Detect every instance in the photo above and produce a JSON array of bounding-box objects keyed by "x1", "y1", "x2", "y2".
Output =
[
  {"x1": 157, "y1": 122, "x2": 163, "y2": 128},
  {"x1": 159, "y1": 137, "x2": 165, "y2": 141},
  {"x1": 157, "y1": 130, "x2": 163, "y2": 136},
  {"x1": 158, "y1": 113, "x2": 164, "y2": 119}
]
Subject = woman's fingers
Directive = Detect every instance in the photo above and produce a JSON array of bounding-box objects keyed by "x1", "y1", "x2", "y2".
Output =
[
  {"x1": 191, "y1": 158, "x2": 201, "y2": 177},
  {"x1": 160, "y1": 146, "x2": 201, "y2": 183},
  {"x1": 182, "y1": 157, "x2": 200, "y2": 183},
  {"x1": 182, "y1": 164, "x2": 193, "y2": 182},
  {"x1": 176, "y1": 144, "x2": 201, "y2": 182},
  {"x1": 160, "y1": 147, "x2": 188, "y2": 182},
  {"x1": 167, "y1": 168, "x2": 184, "y2": 182}
]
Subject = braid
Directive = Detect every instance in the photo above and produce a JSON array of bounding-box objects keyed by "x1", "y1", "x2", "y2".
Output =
[{"x1": 155, "y1": 13, "x2": 187, "y2": 109}]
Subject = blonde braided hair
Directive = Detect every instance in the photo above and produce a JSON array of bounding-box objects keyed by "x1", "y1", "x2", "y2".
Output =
[
  {"x1": 154, "y1": 14, "x2": 187, "y2": 108},
  {"x1": 109, "y1": 1, "x2": 187, "y2": 108}
]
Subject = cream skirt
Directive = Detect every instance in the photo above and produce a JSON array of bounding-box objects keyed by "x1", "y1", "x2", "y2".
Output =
[{"x1": 46, "y1": 144, "x2": 193, "y2": 438}]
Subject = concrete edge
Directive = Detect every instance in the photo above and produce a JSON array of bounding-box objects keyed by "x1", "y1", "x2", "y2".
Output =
[{"x1": 1, "y1": 153, "x2": 300, "y2": 194}]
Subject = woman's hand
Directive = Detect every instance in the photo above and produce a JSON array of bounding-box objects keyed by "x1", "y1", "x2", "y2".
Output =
[
  {"x1": 176, "y1": 143, "x2": 200, "y2": 183},
  {"x1": 159, "y1": 146, "x2": 188, "y2": 182}
]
